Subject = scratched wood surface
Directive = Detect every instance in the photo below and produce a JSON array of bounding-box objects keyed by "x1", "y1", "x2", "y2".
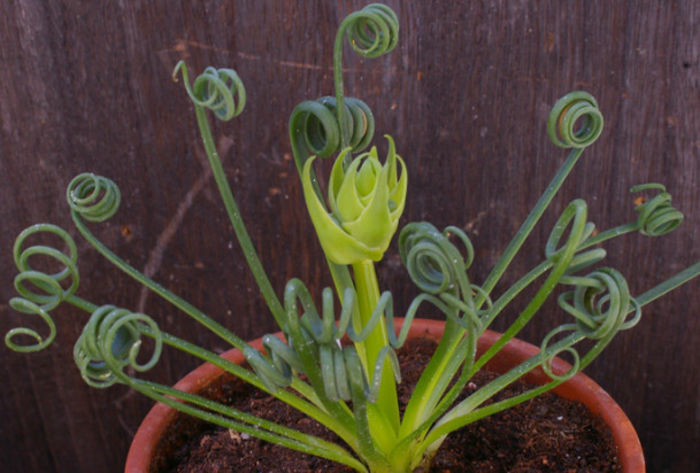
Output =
[{"x1": 0, "y1": 1, "x2": 697, "y2": 472}]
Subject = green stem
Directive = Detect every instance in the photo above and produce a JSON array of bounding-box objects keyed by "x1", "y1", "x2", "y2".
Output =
[
  {"x1": 483, "y1": 260, "x2": 552, "y2": 328},
  {"x1": 636, "y1": 261, "x2": 700, "y2": 306},
  {"x1": 333, "y1": 13, "x2": 354, "y2": 152},
  {"x1": 579, "y1": 222, "x2": 638, "y2": 248},
  {"x1": 392, "y1": 328, "x2": 478, "y2": 464},
  {"x1": 193, "y1": 105, "x2": 285, "y2": 326},
  {"x1": 328, "y1": 260, "x2": 370, "y2": 364},
  {"x1": 419, "y1": 331, "x2": 583, "y2": 456},
  {"x1": 479, "y1": 148, "x2": 584, "y2": 301},
  {"x1": 71, "y1": 212, "x2": 249, "y2": 351},
  {"x1": 398, "y1": 316, "x2": 463, "y2": 435},
  {"x1": 399, "y1": 148, "x2": 585, "y2": 434},
  {"x1": 351, "y1": 260, "x2": 399, "y2": 449},
  {"x1": 64, "y1": 293, "x2": 99, "y2": 314},
  {"x1": 473, "y1": 200, "x2": 587, "y2": 373}
]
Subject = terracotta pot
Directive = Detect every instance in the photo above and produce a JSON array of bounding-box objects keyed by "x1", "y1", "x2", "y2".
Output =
[{"x1": 125, "y1": 318, "x2": 645, "y2": 472}]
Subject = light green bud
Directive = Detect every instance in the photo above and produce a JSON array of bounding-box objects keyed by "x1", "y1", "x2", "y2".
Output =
[{"x1": 302, "y1": 135, "x2": 407, "y2": 264}]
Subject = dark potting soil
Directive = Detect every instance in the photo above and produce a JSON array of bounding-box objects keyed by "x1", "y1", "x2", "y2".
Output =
[{"x1": 152, "y1": 337, "x2": 620, "y2": 473}]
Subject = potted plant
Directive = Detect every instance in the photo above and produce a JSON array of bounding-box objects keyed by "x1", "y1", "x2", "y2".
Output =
[{"x1": 5, "y1": 3, "x2": 697, "y2": 472}]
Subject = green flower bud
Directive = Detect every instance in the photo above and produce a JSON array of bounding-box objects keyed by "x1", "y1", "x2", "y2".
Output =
[{"x1": 302, "y1": 135, "x2": 407, "y2": 264}]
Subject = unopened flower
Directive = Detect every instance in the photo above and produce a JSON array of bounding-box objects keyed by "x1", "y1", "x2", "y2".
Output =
[{"x1": 302, "y1": 135, "x2": 407, "y2": 264}]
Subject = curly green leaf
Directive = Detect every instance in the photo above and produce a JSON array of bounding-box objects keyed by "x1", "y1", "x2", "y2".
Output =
[
  {"x1": 547, "y1": 91, "x2": 603, "y2": 149},
  {"x1": 173, "y1": 60, "x2": 246, "y2": 121},
  {"x1": 631, "y1": 183, "x2": 684, "y2": 236},
  {"x1": 74, "y1": 305, "x2": 163, "y2": 388},
  {"x1": 5, "y1": 224, "x2": 80, "y2": 352}
]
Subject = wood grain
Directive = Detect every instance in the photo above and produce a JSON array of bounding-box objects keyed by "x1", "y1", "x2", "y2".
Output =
[{"x1": 0, "y1": 1, "x2": 697, "y2": 472}]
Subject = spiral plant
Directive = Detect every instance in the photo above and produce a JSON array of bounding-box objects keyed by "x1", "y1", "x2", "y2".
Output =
[{"x1": 6, "y1": 4, "x2": 699, "y2": 473}]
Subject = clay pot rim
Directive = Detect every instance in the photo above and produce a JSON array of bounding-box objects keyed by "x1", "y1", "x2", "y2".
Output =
[{"x1": 125, "y1": 318, "x2": 645, "y2": 472}]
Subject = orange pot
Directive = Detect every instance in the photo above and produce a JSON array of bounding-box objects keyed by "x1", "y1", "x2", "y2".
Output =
[{"x1": 125, "y1": 318, "x2": 645, "y2": 472}]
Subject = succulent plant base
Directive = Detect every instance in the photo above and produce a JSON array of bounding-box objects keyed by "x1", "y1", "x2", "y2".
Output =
[
  {"x1": 127, "y1": 319, "x2": 643, "y2": 473},
  {"x1": 159, "y1": 347, "x2": 618, "y2": 473}
]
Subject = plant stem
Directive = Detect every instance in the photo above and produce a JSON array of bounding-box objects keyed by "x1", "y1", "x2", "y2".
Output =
[
  {"x1": 636, "y1": 261, "x2": 700, "y2": 306},
  {"x1": 64, "y1": 293, "x2": 98, "y2": 314},
  {"x1": 398, "y1": 317, "x2": 463, "y2": 434},
  {"x1": 400, "y1": 148, "x2": 585, "y2": 433},
  {"x1": 479, "y1": 147, "x2": 585, "y2": 301},
  {"x1": 71, "y1": 212, "x2": 250, "y2": 350},
  {"x1": 473, "y1": 200, "x2": 588, "y2": 373},
  {"x1": 193, "y1": 105, "x2": 286, "y2": 327},
  {"x1": 418, "y1": 330, "x2": 583, "y2": 456},
  {"x1": 352, "y1": 260, "x2": 400, "y2": 448},
  {"x1": 579, "y1": 222, "x2": 638, "y2": 248},
  {"x1": 333, "y1": 13, "x2": 353, "y2": 152}
]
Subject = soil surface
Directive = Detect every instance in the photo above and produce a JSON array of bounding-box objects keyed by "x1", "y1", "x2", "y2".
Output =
[{"x1": 152, "y1": 337, "x2": 619, "y2": 473}]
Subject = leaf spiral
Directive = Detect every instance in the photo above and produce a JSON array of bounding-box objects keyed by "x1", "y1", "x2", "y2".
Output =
[
  {"x1": 631, "y1": 183, "x2": 684, "y2": 236},
  {"x1": 547, "y1": 91, "x2": 604, "y2": 149},
  {"x1": 5, "y1": 224, "x2": 79, "y2": 352},
  {"x1": 332, "y1": 3, "x2": 397, "y2": 151},
  {"x1": 543, "y1": 199, "x2": 609, "y2": 287},
  {"x1": 74, "y1": 305, "x2": 163, "y2": 388},
  {"x1": 289, "y1": 96, "x2": 375, "y2": 172},
  {"x1": 541, "y1": 267, "x2": 641, "y2": 381},
  {"x1": 172, "y1": 60, "x2": 246, "y2": 121},
  {"x1": 538, "y1": 324, "x2": 582, "y2": 382},
  {"x1": 339, "y1": 3, "x2": 399, "y2": 59},
  {"x1": 399, "y1": 223, "x2": 474, "y2": 295},
  {"x1": 399, "y1": 222, "x2": 492, "y2": 332},
  {"x1": 558, "y1": 267, "x2": 641, "y2": 338},
  {"x1": 67, "y1": 173, "x2": 121, "y2": 222}
]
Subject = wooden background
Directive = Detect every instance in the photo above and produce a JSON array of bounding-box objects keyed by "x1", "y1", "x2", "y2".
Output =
[{"x1": 1, "y1": 1, "x2": 697, "y2": 472}]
